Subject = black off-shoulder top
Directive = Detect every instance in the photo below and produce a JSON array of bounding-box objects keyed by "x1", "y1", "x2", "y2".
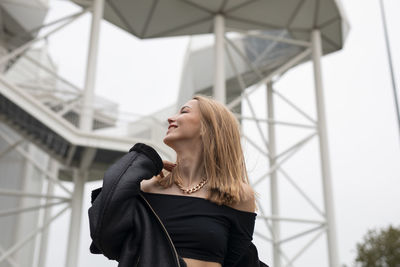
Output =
[{"x1": 141, "y1": 191, "x2": 256, "y2": 266}]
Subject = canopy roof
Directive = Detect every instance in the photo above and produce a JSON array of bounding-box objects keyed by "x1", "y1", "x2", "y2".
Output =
[
  {"x1": 0, "y1": 0, "x2": 48, "y2": 48},
  {"x1": 73, "y1": 0, "x2": 349, "y2": 54}
]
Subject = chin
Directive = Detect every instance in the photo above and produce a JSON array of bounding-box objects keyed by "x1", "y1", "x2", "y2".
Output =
[
  {"x1": 163, "y1": 135, "x2": 174, "y2": 147},
  {"x1": 163, "y1": 135, "x2": 180, "y2": 152}
]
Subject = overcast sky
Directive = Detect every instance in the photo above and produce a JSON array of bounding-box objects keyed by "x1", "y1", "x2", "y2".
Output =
[{"x1": 40, "y1": 0, "x2": 400, "y2": 266}]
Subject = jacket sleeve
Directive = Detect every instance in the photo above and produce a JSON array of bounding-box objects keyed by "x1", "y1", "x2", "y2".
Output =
[{"x1": 88, "y1": 143, "x2": 163, "y2": 261}]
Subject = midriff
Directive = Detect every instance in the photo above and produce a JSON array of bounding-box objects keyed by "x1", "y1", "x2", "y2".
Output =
[{"x1": 183, "y1": 258, "x2": 222, "y2": 267}]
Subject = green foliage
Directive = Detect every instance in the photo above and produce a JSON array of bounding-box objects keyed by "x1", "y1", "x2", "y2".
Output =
[{"x1": 355, "y1": 225, "x2": 400, "y2": 267}]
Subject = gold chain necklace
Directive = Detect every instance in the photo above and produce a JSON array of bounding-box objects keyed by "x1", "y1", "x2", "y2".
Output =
[{"x1": 175, "y1": 177, "x2": 208, "y2": 194}]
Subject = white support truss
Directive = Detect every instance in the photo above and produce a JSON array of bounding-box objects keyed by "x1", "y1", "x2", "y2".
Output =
[
  {"x1": 0, "y1": 205, "x2": 70, "y2": 264},
  {"x1": 0, "y1": 126, "x2": 71, "y2": 267},
  {"x1": 221, "y1": 29, "x2": 340, "y2": 266},
  {"x1": 0, "y1": 9, "x2": 88, "y2": 67}
]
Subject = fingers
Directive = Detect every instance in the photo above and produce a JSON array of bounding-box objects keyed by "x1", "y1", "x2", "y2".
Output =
[
  {"x1": 162, "y1": 160, "x2": 176, "y2": 172},
  {"x1": 158, "y1": 160, "x2": 176, "y2": 178}
]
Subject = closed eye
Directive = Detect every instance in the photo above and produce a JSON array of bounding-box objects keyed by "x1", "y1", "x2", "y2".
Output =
[{"x1": 179, "y1": 105, "x2": 191, "y2": 114}]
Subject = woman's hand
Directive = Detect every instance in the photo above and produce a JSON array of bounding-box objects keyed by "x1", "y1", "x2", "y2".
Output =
[{"x1": 159, "y1": 160, "x2": 176, "y2": 178}]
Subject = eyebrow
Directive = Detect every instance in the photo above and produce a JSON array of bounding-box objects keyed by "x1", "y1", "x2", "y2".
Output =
[{"x1": 180, "y1": 105, "x2": 191, "y2": 112}]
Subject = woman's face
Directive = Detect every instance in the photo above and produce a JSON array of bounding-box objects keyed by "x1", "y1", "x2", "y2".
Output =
[{"x1": 163, "y1": 99, "x2": 202, "y2": 148}]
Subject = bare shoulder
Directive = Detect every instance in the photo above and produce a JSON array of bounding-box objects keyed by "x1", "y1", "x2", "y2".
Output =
[
  {"x1": 140, "y1": 176, "x2": 160, "y2": 193},
  {"x1": 230, "y1": 183, "x2": 256, "y2": 213}
]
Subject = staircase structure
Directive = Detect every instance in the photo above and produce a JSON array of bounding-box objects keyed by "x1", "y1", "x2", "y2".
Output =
[{"x1": 0, "y1": 1, "x2": 173, "y2": 266}]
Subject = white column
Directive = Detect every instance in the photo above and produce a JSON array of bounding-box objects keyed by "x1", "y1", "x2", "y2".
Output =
[
  {"x1": 213, "y1": 14, "x2": 226, "y2": 104},
  {"x1": 79, "y1": 0, "x2": 105, "y2": 131},
  {"x1": 266, "y1": 81, "x2": 281, "y2": 267},
  {"x1": 65, "y1": 169, "x2": 86, "y2": 267},
  {"x1": 0, "y1": 14, "x2": 5, "y2": 73},
  {"x1": 13, "y1": 144, "x2": 43, "y2": 265},
  {"x1": 0, "y1": 44, "x2": 7, "y2": 73},
  {"x1": 37, "y1": 160, "x2": 57, "y2": 267},
  {"x1": 311, "y1": 29, "x2": 339, "y2": 267}
]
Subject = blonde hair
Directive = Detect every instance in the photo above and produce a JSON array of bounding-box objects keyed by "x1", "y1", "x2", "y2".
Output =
[{"x1": 159, "y1": 95, "x2": 253, "y2": 206}]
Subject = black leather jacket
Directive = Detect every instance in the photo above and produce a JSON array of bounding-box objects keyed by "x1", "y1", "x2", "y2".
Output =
[{"x1": 88, "y1": 143, "x2": 268, "y2": 267}]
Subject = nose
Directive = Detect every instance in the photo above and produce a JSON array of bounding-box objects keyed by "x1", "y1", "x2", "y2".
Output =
[
  {"x1": 168, "y1": 112, "x2": 179, "y2": 124},
  {"x1": 167, "y1": 117, "x2": 175, "y2": 124}
]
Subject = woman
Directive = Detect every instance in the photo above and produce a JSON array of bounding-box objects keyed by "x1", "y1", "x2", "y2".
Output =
[{"x1": 88, "y1": 95, "x2": 267, "y2": 267}]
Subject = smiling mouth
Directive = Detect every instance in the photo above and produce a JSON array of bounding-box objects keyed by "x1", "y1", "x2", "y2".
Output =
[{"x1": 167, "y1": 125, "x2": 177, "y2": 134}]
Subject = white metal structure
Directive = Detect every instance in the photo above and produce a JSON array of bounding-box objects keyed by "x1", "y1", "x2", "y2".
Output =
[
  {"x1": 0, "y1": 0, "x2": 349, "y2": 266},
  {"x1": 214, "y1": 14, "x2": 226, "y2": 103},
  {"x1": 177, "y1": 25, "x2": 347, "y2": 265},
  {"x1": 0, "y1": 2, "x2": 171, "y2": 267}
]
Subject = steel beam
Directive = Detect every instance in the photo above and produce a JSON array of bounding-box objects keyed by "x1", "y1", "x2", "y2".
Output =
[
  {"x1": 0, "y1": 206, "x2": 69, "y2": 264},
  {"x1": 0, "y1": 245, "x2": 19, "y2": 267},
  {"x1": 234, "y1": 114, "x2": 316, "y2": 129},
  {"x1": 272, "y1": 89, "x2": 317, "y2": 124},
  {"x1": 0, "y1": 10, "x2": 87, "y2": 66},
  {"x1": 213, "y1": 14, "x2": 226, "y2": 103},
  {"x1": 225, "y1": 42, "x2": 270, "y2": 150},
  {"x1": 267, "y1": 81, "x2": 281, "y2": 267},
  {"x1": 65, "y1": 169, "x2": 86, "y2": 267},
  {"x1": 227, "y1": 49, "x2": 311, "y2": 110},
  {"x1": 285, "y1": 229, "x2": 326, "y2": 266},
  {"x1": 24, "y1": 54, "x2": 83, "y2": 93},
  {"x1": 0, "y1": 129, "x2": 72, "y2": 195},
  {"x1": 278, "y1": 169, "x2": 324, "y2": 216},
  {"x1": 0, "y1": 139, "x2": 24, "y2": 159},
  {"x1": 0, "y1": 200, "x2": 68, "y2": 217},
  {"x1": 311, "y1": 29, "x2": 339, "y2": 267},
  {"x1": 0, "y1": 189, "x2": 69, "y2": 201},
  {"x1": 80, "y1": 0, "x2": 105, "y2": 131},
  {"x1": 227, "y1": 28, "x2": 311, "y2": 47},
  {"x1": 38, "y1": 160, "x2": 58, "y2": 267}
]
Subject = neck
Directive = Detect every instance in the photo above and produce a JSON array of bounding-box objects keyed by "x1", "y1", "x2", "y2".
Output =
[{"x1": 174, "y1": 140, "x2": 204, "y2": 187}]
